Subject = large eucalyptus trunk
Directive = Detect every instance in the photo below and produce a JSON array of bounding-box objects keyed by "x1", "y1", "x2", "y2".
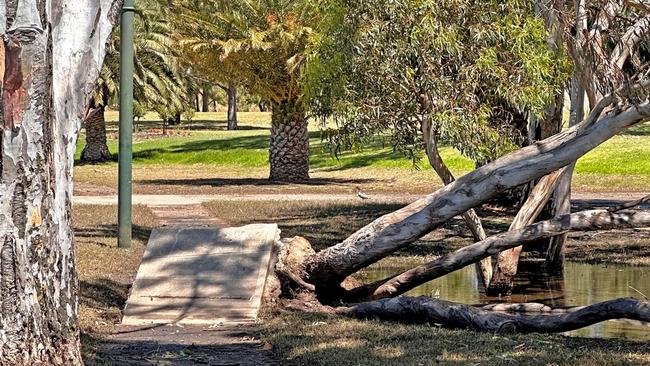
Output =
[
  {"x1": 0, "y1": 1, "x2": 118, "y2": 364},
  {"x1": 80, "y1": 103, "x2": 111, "y2": 163},
  {"x1": 269, "y1": 99, "x2": 309, "y2": 182}
]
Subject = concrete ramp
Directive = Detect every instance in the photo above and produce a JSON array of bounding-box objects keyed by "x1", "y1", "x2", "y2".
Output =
[{"x1": 122, "y1": 224, "x2": 278, "y2": 325}]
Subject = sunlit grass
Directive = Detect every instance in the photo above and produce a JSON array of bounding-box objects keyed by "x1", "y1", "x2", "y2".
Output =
[{"x1": 76, "y1": 112, "x2": 650, "y2": 191}]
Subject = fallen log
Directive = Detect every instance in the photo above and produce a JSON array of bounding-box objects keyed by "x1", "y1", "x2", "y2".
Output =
[
  {"x1": 338, "y1": 297, "x2": 650, "y2": 333},
  {"x1": 344, "y1": 209, "x2": 650, "y2": 301},
  {"x1": 304, "y1": 100, "x2": 650, "y2": 291}
]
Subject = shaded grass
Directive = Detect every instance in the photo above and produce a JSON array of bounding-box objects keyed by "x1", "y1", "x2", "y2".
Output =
[
  {"x1": 262, "y1": 309, "x2": 650, "y2": 366},
  {"x1": 202, "y1": 199, "x2": 648, "y2": 265},
  {"x1": 74, "y1": 204, "x2": 159, "y2": 362},
  {"x1": 76, "y1": 112, "x2": 650, "y2": 192}
]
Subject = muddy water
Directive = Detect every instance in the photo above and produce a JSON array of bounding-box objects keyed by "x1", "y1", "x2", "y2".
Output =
[{"x1": 360, "y1": 261, "x2": 650, "y2": 340}]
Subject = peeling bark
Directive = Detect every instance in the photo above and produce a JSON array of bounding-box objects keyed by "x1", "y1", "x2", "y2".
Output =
[{"x1": 0, "y1": 1, "x2": 120, "y2": 364}]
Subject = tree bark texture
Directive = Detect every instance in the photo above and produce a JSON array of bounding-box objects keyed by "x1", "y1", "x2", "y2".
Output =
[
  {"x1": 80, "y1": 103, "x2": 111, "y2": 163},
  {"x1": 344, "y1": 209, "x2": 650, "y2": 301},
  {"x1": 487, "y1": 169, "x2": 564, "y2": 295},
  {"x1": 304, "y1": 102, "x2": 650, "y2": 291},
  {"x1": 339, "y1": 297, "x2": 650, "y2": 334},
  {"x1": 201, "y1": 83, "x2": 210, "y2": 112},
  {"x1": 0, "y1": 0, "x2": 119, "y2": 364},
  {"x1": 545, "y1": 76, "x2": 586, "y2": 269},
  {"x1": 269, "y1": 99, "x2": 309, "y2": 182},
  {"x1": 227, "y1": 83, "x2": 237, "y2": 130},
  {"x1": 421, "y1": 119, "x2": 492, "y2": 287}
]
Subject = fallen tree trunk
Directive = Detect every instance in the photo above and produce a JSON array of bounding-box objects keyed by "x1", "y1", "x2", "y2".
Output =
[
  {"x1": 338, "y1": 296, "x2": 650, "y2": 333},
  {"x1": 304, "y1": 101, "x2": 650, "y2": 291},
  {"x1": 421, "y1": 119, "x2": 492, "y2": 287},
  {"x1": 344, "y1": 209, "x2": 650, "y2": 301}
]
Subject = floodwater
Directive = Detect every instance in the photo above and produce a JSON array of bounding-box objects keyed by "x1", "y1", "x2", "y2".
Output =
[{"x1": 360, "y1": 261, "x2": 650, "y2": 340}]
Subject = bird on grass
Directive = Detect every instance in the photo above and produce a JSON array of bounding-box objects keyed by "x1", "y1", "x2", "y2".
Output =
[{"x1": 357, "y1": 187, "x2": 370, "y2": 200}]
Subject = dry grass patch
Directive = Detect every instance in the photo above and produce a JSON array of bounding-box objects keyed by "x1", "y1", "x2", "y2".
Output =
[
  {"x1": 262, "y1": 308, "x2": 650, "y2": 366},
  {"x1": 74, "y1": 204, "x2": 159, "y2": 360}
]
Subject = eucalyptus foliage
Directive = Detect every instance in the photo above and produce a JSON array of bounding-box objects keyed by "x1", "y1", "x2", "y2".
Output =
[{"x1": 306, "y1": 0, "x2": 571, "y2": 164}]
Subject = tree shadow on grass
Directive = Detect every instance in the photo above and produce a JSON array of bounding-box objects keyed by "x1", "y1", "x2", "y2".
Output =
[
  {"x1": 74, "y1": 224, "x2": 153, "y2": 245},
  {"x1": 139, "y1": 177, "x2": 377, "y2": 188},
  {"x1": 264, "y1": 309, "x2": 650, "y2": 366},
  {"x1": 310, "y1": 149, "x2": 409, "y2": 170},
  {"x1": 81, "y1": 329, "x2": 284, "y2": 366},
  {"x1": 224, "y1": 200, "x2": 509, "y2": 254},
  {"x1": 620, "y1": 122, "x2": 650, "y2": 136},
  {"x1": 80, "y1": 278, "x2": 129, "y2": 311}
]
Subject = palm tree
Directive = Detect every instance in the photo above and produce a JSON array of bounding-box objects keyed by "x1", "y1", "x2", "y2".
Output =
[
  {"x1": 81, "y1": 0, "x2": 191, "y2": 163},
  {"x1": 172, "y1": 0, "x2": 318, "y2": 181}
]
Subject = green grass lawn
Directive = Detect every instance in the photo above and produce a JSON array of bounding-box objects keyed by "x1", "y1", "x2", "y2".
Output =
[{"x1": 75, "y1": 111, "x2": 650, "y2": 192}]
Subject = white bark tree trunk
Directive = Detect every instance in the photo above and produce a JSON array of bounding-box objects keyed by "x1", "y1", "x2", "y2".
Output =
[{"x1": 0, "y1": 1, "x2": 119, "y2": 364}]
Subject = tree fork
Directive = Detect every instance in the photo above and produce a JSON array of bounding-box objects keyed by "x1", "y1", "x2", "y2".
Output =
[
  {"x1": 304, "y1": 98, "x2": 650, "y2": 291},
  {"x1": 487, "y1": 169, "x2": 564, "y2": 295}
]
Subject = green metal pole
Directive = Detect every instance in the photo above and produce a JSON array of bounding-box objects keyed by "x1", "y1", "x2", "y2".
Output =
[{"x1": 118, "y1": 0, "x2": 135, "y2": 249}]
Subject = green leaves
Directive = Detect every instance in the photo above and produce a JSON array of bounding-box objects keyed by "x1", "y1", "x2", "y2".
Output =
[
  {"x1": 306, "y1": 0, "x2": 570, "y2": 164},
  {"x1": 171, "y1": 0, "x2": 319, "y2": 104}
]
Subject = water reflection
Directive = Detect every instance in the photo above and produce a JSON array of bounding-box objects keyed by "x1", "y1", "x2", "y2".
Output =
[{"x1": 360, "y1": 261, "x2": 650, "y2": 340}]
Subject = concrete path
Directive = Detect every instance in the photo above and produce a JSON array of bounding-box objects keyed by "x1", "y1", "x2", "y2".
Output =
[
  {"x1": 122, "y1": 224, "x2": 279, "y2": 326},
  {"x1": 73, "y1": 191, "x2": 649, "y2": 206},
  {"x1": 149, "y1": 203, "x2": 227, "y2": 227}
]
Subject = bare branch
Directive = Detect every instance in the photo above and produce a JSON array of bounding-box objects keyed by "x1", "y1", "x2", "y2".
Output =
[
  {"x1": 610, "y1": 193, "x2": 650, "y2": 211},
  {"x1": 345, "y1": 209, "x2": 650, "y2": 301},
  {"x1": 610, "y1": 14, "x2": 650, "y2": 69}
]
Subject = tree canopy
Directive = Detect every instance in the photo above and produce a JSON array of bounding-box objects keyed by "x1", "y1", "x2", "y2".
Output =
[
  {"x1": 306, "y1": 0, "x2": 571, "y2": 164},
  {"x1": 171, "y1": 0, "x2": 319, "y2": 105}
]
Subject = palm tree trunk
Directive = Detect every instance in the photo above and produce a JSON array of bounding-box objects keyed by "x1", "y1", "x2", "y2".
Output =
[
  {"x1": 202, "y1": 83, "x2": 210, "y2": 112},
  {"x1": 269, "y1": 99, "x2": 309, "y2": 182},
  {"x1": 80, "y1": 104, "x2": 111, "y2": 163},
  {"x1": 227, "y1": 83, "x2": 238, "y2": 130}
]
